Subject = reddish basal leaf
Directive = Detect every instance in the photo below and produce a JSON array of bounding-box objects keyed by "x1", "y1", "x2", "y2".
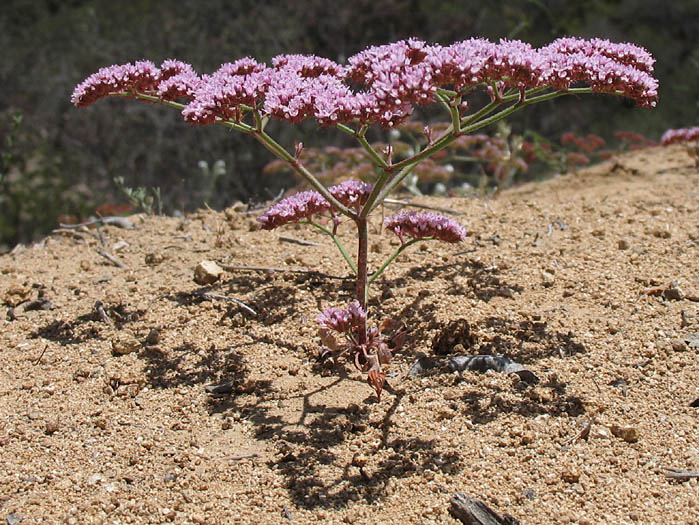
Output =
[{"x1": 367, "y1": 370, "x2": 386, "y2": 400}]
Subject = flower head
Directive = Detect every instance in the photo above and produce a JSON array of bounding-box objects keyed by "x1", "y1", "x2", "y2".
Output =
[
  {"x1": 327, "y1": 180, "x2": 374, "y2": 210},
  {"x1": 74, "y1": 36, "x2": 659, "y2": 123},
  {"x1": 157, "y1": 61, "x2": 201, "y2": 101},
  {"x1": 384, "y1": 211, "x2": 467, "y2": 243},
  {"x1": 257, "y1": 190, "x2": 331, "y2": 230},
  {"x1": 71, "y1": 60, "x2": 161, "y2": 107},
  {"x1": 661, "y1": 127, "x2": 699, "y2": 145},
  {"x1": 257, "y1": 179, "x2": 374, "y2": 230},
  {"x1": 317, "y1": 301, "x2": 367, "y2": 333}
]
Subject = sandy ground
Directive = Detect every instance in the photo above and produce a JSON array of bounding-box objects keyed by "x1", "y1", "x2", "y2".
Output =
[{"x1": 0, "y1": 144, "x2": 697, "y2": 524}]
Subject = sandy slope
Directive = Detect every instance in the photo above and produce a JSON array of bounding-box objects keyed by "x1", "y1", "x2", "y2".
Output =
[{"x1": 0, "y1": 144, "x2": 697, "y2": 524}]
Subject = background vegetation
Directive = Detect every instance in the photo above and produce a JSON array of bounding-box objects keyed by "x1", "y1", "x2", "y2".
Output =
[{"x1": 1, "y1": 0, "x2": 698, "y2": 248}]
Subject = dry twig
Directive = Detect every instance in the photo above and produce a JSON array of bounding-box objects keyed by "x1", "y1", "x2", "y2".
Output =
[
  {"x1": 218, "y1": 263, "x2": 349, "y2": 281},
  {"x1": 563, "y1": 418, "x2": 593, "y2": 446},
  {"x1": 94, "y1": 301, "x2": 114, "y2": 326},
  {"x1": 33, "y1": 344, "x2": 49, "y2": 365},
  {"x1": 278, "y1": 235, "x2": 325, "y2": 246},
  {"x1": 662, "y1": 467, "x2": 699, "y2": 481},
  {"x1": 449, "y1": 492, "x2": 519, "y2": 525},
  {"x1": 383, "y1": 198, "x2": 460, "y2": 215},
  {"x1": 193, "y1": 291, "x2": 257, "y2": 316},
  {"x1": 96, "y1": 248, "x2": 125, "y2": 268},
  {"x1": 227, "y1": 453, "x2": 260, "y2": 461}
]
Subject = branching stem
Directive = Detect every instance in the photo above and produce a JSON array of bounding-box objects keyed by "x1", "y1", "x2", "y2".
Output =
[{"x1": 308, "y1": 221, "x2": 358, "y2": 275}]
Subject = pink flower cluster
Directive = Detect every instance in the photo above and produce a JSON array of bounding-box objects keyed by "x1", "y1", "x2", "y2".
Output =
[
  {"x1": 317, "y1": 301, "x2": 367, "y2": 333},
  {"x1": 257, "y1": 180, "x2": 374, "y2": 229},
  {"x1": 660, "y1": 127, "x2": 699, "y2": 145},
  {"x1": 72, "y1": 36, "x2": 658, "y2": 128},
  {"x1": 384, "y1": 211, "x2": 467, "y2": 243}
]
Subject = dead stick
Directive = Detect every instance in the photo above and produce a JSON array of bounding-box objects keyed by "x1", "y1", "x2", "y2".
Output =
[
  {"x1": 227, "y1": 453, "x2": 260, "y2": 461},
  {"x1": 195, "y1": 292, "x2": 257, "y2": 316},
  {"x1": 278, "y1": 235, "x2": 325, "y2": 247},
  {"x1": 563, "y1": 418, "x2": 592, "y2": 446},
  {"x1": 218, "y1": 263, "x2": 349, "y2": 280},
  {"x1": 33, "y1": 344, "x2": 49, "y2": 365},
  {"x1": 96, "y1": 248, "x2": 125, "y2": 268},
  {"x1": 383, "y1": 198, "x2": 461, "y2": 215},
  {"x1": 52, "y1": 228, "x2": 89, "y2": 239},
  {"x1": 95, "y1": 301, "x2": 114, "y2": 326},
  {"x1": 662, "y1": 467, "x2": 699, "y2": 481}
]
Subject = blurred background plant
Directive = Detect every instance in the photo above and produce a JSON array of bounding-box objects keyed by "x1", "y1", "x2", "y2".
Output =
[
  {"x1": 262, "y1": 121, "x2": 661, "y2": 197},
  {"x1": 0, "y1": 109, "x2": 93, "y2": 251},
  {"x1": 113, "y1": 176, "x2": 162, "y2": 216},
  {"x1": 1, "y1": 0, "x2": 698, "y2": 248}
]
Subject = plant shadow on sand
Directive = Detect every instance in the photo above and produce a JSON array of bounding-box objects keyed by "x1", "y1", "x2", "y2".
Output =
[
  {"x1": 30, "y1": 303, "x2": 145, "y2": 345},
  {"x1": 31, "y1": 265, "x2": 585, "y2": 511},
  {"x1": 208, "y1": 377, "x2": 465, "y2": 510}
]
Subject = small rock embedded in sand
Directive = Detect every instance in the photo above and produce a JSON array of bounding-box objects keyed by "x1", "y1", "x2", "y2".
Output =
[
  {"x1": 111, "y1": 333, "x2": 141, "y2": 355},
  {"x1": 3, "y1": 283, "x2": 32, "y2": 306},
  {"x1": 145, "y1": 328, "x2": 160, "y2": 346},
  {"x1": 590, "y1": 425, "x2": 613, "y2": 440},
  {"x1": 562, "y1": 469, "x2": 581, "y2": 483},
  {"x1": 681, "y1": 310, "x2": 696, "y2": 327},
  {"x1": 194, "y1": 260, "x2": 224, "y2": 285},
  {"x1": 145, "y1": 252, "x2": 165, "y2": 265},
  {"x1": 610, "y1": 424, "x2": 640, "y2": 443},
  {"x1": 663, "y1": 282, "x2": 684, "y2": 301},
  {"x1": 618, "y1": 239, "x2": 630, "y2": 250},
  {"x1": 45, "y1": 419, "x2": 60, "y2": 435},
  {"x1": 684, "y1": 333, "x2": 699, "y2": 349},
  {"x1": 670, "y1": 338, "x2": 687, "y2": 351},
  {"x1": 541, "y1": 270, "x2": 555, "y2": 287}
]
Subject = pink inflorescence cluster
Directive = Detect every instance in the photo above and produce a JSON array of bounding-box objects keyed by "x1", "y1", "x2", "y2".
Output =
[
  {"x1": 317, "y1": 301, "x2": 367, "y2": 333},
  {"x1": 660, "y1": 127, "x2": 699, "y2": 145},
  {"x1": 384, "y1": 210, "x2": 467, "y2": 243},
  {"x1": 257, "y1": 180, "x2": 374, "y2": 229},
  {"x1": 72, "y1": 37, "x2": 658, "y2": 129}
]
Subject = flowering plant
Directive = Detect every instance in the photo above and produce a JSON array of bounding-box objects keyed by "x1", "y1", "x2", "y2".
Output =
[
  {"x1": 661, "y1": 127, "x2": 699, "y2": 167},
  {"x1": 73, "y1": 37, "x2": 657, "y2": 399}
]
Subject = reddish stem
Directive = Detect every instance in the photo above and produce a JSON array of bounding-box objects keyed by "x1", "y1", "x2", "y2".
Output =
[{"x1": 355, "y1": 217, "x2": 369, "y2": 345}]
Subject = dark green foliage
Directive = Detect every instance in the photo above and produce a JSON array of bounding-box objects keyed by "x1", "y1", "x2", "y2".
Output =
[{"x1": 1, "y1": 0, "x2": 698, "y2": 245}]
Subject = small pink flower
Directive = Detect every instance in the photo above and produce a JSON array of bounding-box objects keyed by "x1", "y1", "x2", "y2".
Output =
[
  {"x1": 317, "y1": 301, "x2": 367, "y2": 333},
  {"x1": 257, "y1": 179, "x2": 373, "y2": 230},
  {"x1": 71, "y1": 61, "x2": 161, "y2": 107},
  {"x1": 384, "y1": 211, "x2": 466, "y2": 243},
  {"x1": 327, "y1": 180, "x2": 374, "y2": 210},
  {"x1": 257, "y1": 190, "x2": 331, "y2": 230}
]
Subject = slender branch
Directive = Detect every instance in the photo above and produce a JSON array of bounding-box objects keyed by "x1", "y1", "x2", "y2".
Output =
[
  {"x1": 435, "y1": 92, "x2": 453, "y2": 117},
  {"x1": 367, "y1": 86, "x2": 595, "y2": 210},
  {"x1": 366, "y1": 159, "x2": 421, "y2": 215},
  {"x1": 357, "y1": 134, "x2": 389, "y2": 170},
  {"x1": 369, "y1": 238, "x2": 421, "y2": 283},
  {"x1": 355, "y1": 218, "x2": 369, "y2": 343},
  {"x1": 250, "y1": 131, "x2": 353, "y2": 217},
  {"x1": 124, "y1": 91, "x2": 350, "y2": 216},
  {"x1": 450, "y1": 97, "x2": 462, "y2": 135},
  {"x1": 126, "y1": 92, "x2": 257, "y2": 133},
  {"x1": 336, "y1": 123, "x2": 357, "y2": 137},
  {"x1": 118, "y1": 92, "x2": 186, "y2": 111},
  {"x1": 307, "y1": 221, "x2": 358, "y2": 274},
  {"x1": 437, "y1": 87, "x2": 458, "y2": 98}
]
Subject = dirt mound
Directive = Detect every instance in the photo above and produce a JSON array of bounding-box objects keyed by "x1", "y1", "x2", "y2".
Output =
[{"x1": 1, "y1": 144, "x2": 697, "y2": 524}]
